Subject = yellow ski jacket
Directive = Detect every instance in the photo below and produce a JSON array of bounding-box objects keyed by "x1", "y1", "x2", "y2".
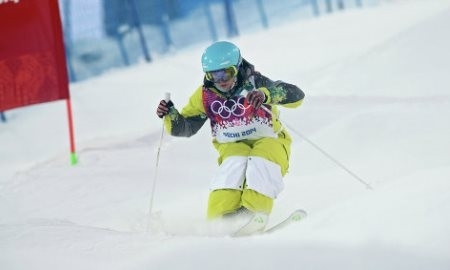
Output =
[{"x1": 163, "y1": 59, "x2": 304, "y2": 146}]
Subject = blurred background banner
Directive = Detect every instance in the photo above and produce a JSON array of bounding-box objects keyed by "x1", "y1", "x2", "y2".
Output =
[
  {"x1": 0, "y1": 0, "x2": 377, "y2": 90},
  {"x1": 0, "y1": 0, "x2": 69, "y2": 111},
  {"x1": 60, "y1": 0, "x2": 372, "y2": 82}
]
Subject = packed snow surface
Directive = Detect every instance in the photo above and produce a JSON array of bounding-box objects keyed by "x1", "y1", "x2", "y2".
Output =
[{"x1": 1, "y1": 1, "x2": 450, "y2": 269}]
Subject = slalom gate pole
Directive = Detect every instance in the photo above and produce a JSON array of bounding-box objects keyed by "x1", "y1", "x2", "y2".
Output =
[
  {"x1": 146, "y1": 92, "x2": 171, "y2": 232},
  {"x1": 66, "y1": 99, "x2": 78, "y2": 165}
]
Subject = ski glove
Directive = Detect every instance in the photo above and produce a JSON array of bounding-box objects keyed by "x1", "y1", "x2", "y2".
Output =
[
  {"x1": 247, "y1": 89, "x2": 266, "y2": 109},
  {"x1": 156, "y1": 100, "x2": 174, "y2": 118}
]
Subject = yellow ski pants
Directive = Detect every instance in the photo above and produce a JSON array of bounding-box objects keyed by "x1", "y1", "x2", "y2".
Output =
[{"x1": 207, "y1": 130, "x2": 292, "y2": 219}]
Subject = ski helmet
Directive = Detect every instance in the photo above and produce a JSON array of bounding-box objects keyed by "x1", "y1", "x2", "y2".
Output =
[{"x1": 201, "y1": 41, "x2": 242, "y2": 72}]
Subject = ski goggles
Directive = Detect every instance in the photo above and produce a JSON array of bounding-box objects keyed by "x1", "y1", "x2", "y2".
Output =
[{"x1": 205, "y1": 66, "x2": 238, "y2": 83}]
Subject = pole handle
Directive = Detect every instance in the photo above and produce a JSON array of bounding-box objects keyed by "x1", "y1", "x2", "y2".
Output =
[{"x1": 164, "y1": 92, "x2": 171, "y2": 102}]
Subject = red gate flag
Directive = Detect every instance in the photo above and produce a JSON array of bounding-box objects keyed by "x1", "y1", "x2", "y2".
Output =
[{"x1": 0, "y1": 0, "x2": 70, "y2": 111}]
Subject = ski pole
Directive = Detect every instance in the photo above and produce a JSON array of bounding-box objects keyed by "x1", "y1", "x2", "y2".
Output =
[
  {"x1": 146, "y1": 92, "x2": 171, "y2": 232},
  {"x1": 243, "y1": 86, "x2": 374, "y2": 190},
  {"x1": 276, "y1": 118, "x2": 374, "y2": 190}
]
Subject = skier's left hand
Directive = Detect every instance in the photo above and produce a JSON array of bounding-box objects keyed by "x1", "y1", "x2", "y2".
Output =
[{"x1": 247, "y1": 89, "x2": 266, "y2": 109}]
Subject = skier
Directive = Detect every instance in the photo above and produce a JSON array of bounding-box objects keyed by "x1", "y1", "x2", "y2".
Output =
[{"x1": 156, "y1": 41, "x2": 305, "y2": 232}]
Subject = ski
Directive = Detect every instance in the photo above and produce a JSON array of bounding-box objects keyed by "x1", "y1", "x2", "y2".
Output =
[
  {"x1": 231, "y1": 209, "x2": 307, "y2": 237},
  {"x1": 231, "y1": 212, "x2": 269, "y2": 237},
  {"x1": 263, "y1": 209, "x2": 307, "y2": 234}
]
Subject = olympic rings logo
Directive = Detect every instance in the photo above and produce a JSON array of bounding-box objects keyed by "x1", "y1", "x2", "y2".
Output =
[{"x1": 210, "y1": 96, "x2": 251, "y2": 119}]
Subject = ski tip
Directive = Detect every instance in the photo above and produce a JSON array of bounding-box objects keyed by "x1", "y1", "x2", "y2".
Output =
[
  {"x1": 292, "y1": 209, "x2": 308, "y2": 218},
  {"x1": 231, "y1": 213, "x2": 269, "y2": 238}
]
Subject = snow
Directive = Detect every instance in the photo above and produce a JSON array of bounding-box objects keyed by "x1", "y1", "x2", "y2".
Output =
[{"x1": 2, "y1": 0, "x2": 450, "y2": 269}]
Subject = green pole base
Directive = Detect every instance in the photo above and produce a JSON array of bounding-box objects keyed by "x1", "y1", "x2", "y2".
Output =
[{"x1": 70, "y1": 152, "x2": 78, "y2": 166}]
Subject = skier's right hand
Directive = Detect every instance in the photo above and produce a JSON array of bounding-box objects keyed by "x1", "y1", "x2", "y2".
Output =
[{"x1": 156, "y1": 100, "x2": 174, "y2": 118}]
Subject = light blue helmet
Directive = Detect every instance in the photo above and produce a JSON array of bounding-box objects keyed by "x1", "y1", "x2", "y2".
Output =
[{"x1": 201, "y1": 41, "x2": 242, "y2": 72}]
